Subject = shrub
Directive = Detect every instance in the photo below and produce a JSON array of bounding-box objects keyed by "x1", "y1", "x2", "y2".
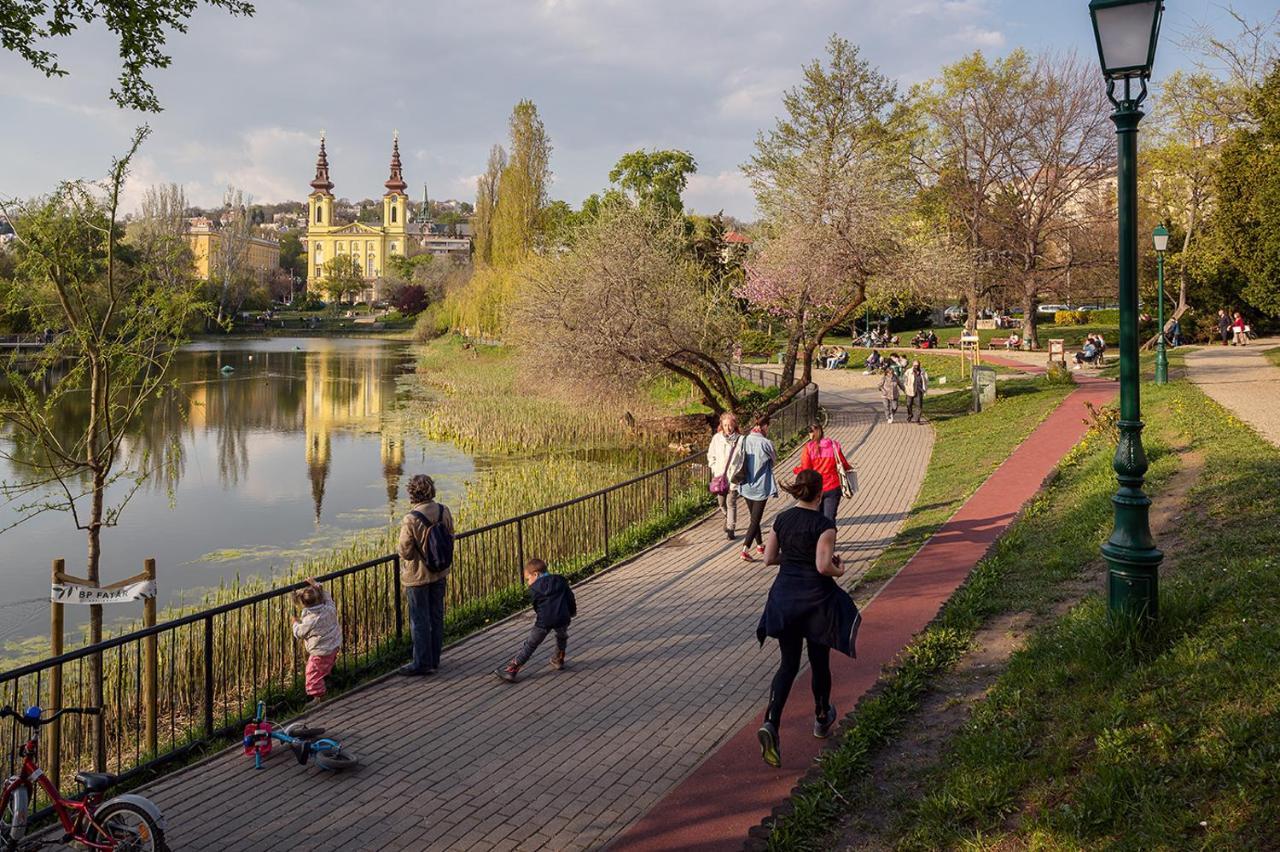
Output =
[
  {"x1": 391, "y1": 284, "x2": 429, "y2": 317},
  {"x1": 736, "y1": 327, "x2": 777, "y2": 356},
  {"x1": 1089, "y1": 308, "x2": 1120, "y2": 324},
  {"x1": 1053, "y1": 309, "x2": 1091, "y2": 326},
  {"x1": 412, "y1": 304, "x2": 449, "y2": 342},
  {"x1": 292, "y1": 292, "x2": 326, "y2": 312}
]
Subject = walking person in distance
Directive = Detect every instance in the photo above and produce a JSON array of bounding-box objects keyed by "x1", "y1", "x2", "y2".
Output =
[
  {"x1": 707, "y1": 412, "x2": 745, "y2": 541},
  {"x1": 1217, "y1": 309, "x2": 1231, "y2": 346},
  {"x1": 737, "y1": 417, "x2": 778, "y2": 562},
  {"x1": 755, "y1": 469, "x2": 861, "y2": 767},
  {"x1": 793, "y1": 423, "x2": 851, "y2": 521},
  {"x1": 878, "y1": 366, "x2": 903, "y2": 424},
  {"x1": 397, "y1": 474, "x2": 455, "y2": 676},
  {"x1": 904, "y1": 360, "x2": 928, "y2": 424}
]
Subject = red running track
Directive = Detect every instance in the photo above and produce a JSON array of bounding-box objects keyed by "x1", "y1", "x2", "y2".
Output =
[{"x1": 613, "y1": 377, "x2": 1116, "y2": 851}]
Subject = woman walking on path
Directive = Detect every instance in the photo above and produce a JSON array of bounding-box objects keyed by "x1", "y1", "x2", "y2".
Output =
[
  {"x1": 904, "y1": 360, "x2": 928, "y2": 424},
  {"x1": 737, "y1": 417, "x2": 778, "y2": 562},
  {"x1": 1231, "y1": 311, "x2": 1248, "y2": 345},
  {"x1": 879, "y1": 366, "x2": 903, "y2": 424},
  {"x1": 793, "y1": 424, "x2": 851, "y2": 521},
  {"x1": 397, "y1": 474, "x2": 456, "y2": 676},
  {"x1": 707, "y1": 412, "x2": 745, "y2": 541},
  {"x1": 755, "y1": 469, "x2": 860, "y2": 767}
]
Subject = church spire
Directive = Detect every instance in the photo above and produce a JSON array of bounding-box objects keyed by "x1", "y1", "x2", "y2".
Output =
[
  {"x1": 310, "y1": 132, "x2": 334, "y2": 195},
  {"x1": 384, "y1": 130, "x2": 407, "y2": 195},
  {"x1": 413, "y1": 182, "x2": 432, "y2": 225}
]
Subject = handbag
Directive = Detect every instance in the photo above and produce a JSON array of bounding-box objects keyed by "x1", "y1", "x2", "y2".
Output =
[
  {"x1": 709, "y1": 434, "x2": 741, "y2": 496},
  {"x1": 834, "y1": 442, "x2": 856, "y2": 498}
]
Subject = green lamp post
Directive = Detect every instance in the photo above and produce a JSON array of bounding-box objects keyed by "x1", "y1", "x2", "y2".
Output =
[
  {"x1": 1089, "y1": 0, "x2": 1165, "y2": 622},
  {"x1": 1153, "y1": 223, "x2": 1170, "y2": 384}
]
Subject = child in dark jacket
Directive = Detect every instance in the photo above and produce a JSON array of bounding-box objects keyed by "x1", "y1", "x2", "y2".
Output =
[{"x1": 494, "y1": 559, "x2": 576, "y2": 683}]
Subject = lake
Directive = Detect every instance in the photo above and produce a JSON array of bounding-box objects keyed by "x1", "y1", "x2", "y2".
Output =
[{"x1": 0, "y1": 337, "x2": 474, "y2": 652}]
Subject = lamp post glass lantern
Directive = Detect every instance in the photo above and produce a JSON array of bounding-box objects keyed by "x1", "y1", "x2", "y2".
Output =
[
  {"x1": 1153, "y1": 224, "x2": 1169, "y2": 385},
  {"x1": 1090, "y1": 0, "x2": 1165, "y2": 623}
]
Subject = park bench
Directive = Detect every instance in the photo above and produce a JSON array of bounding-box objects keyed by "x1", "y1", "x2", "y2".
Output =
[
  {"x1": 989, "y1": 337, "x2": 1010, "y2": 349},
  {"x1": 946, "y1": 337, "x2": 962, "y2": 349}
]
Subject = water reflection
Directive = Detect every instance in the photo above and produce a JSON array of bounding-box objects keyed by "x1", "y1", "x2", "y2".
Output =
[{"x1": 0, "y1": 337, "x2": 472, "y2": 647}]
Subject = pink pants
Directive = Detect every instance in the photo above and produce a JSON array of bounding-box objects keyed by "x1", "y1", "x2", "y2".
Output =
[{"x1": 305, "y1": 652, "x2": 338, "y2": 697}]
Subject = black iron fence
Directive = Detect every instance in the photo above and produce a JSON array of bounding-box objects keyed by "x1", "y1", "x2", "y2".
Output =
[{"x1": 0, "y1": 381, "x2": 817, "y2": 811}]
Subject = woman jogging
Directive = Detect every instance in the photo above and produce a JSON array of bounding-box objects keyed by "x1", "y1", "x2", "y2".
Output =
[
  {"x1": 755, "y1": 469, "x2": 860, "y2": 767},
  {"x1": 737, "y1": 417, "x2": 778, "y2": 562},
  {"x1": 792, "y1": 424, "x2": 851, "y2": 521}
]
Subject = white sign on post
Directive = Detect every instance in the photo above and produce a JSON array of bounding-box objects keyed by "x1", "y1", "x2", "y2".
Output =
[{"x1": 50, "y1": 580, "x2": 156, "y2": 605}]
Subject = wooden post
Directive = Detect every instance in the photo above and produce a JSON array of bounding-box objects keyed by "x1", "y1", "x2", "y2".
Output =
[
  {"x1": 49, "y1": 559, "x2": 64, "y2": 792},
  {"x1": 142, "y1": 558, "x2": 158, "y2": 757}
]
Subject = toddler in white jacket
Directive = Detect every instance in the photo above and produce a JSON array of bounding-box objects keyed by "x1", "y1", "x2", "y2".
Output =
[{"x1": 292, "y1": 578, "x2": 342, "y2": 701}]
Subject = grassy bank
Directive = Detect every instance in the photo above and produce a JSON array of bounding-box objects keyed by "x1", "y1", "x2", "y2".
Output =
[
  {"x1": 1264, "y1": 345, "x2": 1280, "y2": 369},
  {"x1": 766, "y1": 378, "x2": 1280, "y2": 849}
]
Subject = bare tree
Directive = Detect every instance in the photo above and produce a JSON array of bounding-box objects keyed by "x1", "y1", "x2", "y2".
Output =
[
  {"x1": 988, "y1": 53, "x2": 1115, "y2": 349},
  {"x1": 515, "y1": 201, "x2": 741, "y2": 418},
  {"x1": 212, "y1": 186, "x2": 257, "y2": 324}
]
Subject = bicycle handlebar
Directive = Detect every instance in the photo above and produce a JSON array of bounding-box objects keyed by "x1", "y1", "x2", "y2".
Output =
[{"x1": 0, "y1": 706, "x2": 101, "y2": 727}]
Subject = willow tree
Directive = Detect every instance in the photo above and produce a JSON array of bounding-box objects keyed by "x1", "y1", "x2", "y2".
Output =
[
  {"x1": 472, "y1": 144, "x2": 506, "y2": 265},
  {"x1": 743, "y1": 35, "x2": 909, "y2": 396}
]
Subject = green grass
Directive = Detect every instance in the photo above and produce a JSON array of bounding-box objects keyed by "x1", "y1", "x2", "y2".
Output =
[
  {"x1": 851, "y1": 376, "x2": 1074, "y2": 594},
  {"x1": 828, "y1": 350, "x2": 1016, "y2": 387},
  {"x1": 856, "y1": 323, "x2": 1120, "y2": 350},
  {"x1": 1264, "y1": 346, "x2": 1280, "y2": 369},
  {"x1": 889, "y1": 382, "x2": 1280, "y2": 850},
  {"x1": 766, "y1": 378, "x2": 1280, "y2": 850}
]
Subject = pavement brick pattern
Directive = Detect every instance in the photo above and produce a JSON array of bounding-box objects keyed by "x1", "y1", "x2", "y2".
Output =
[
  {"x1": 138, "y1": 386, "x2": 933, "y2": 851},
  {"x1": 1186, "y1": 338, "x2": 1280, "y2": 448}
]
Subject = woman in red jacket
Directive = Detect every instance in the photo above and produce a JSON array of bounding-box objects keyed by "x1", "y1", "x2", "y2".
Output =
[{"x1": 793, "y1": 424, "x2": 851, "y2": 521}]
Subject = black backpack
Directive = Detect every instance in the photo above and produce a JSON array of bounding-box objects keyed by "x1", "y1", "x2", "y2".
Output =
[{"x1": 410, "y1": 507, "x2": 455, "y2": 572}]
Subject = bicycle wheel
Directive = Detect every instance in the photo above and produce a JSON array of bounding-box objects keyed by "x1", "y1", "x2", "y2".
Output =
[
  {"x1": 815, "y1": 406, "x2": 830, "y2": 428},
  {"x1": 92, "y1": 800, "x2": 168, "y2": 852},
  {"x1": 1, "y1": 784, "x2": 30, "y2": 846},
  {"x1": 313, "y1": 746, "x2": 358, "y2": 771}
]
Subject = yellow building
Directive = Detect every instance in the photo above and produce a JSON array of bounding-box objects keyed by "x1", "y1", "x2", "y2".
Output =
[
  {"x1": 185, "y1": 218, "x2": 280, "y2": 281},
  {"x1": 305, "y1": 133, "x2": 409, "y2": 303}
]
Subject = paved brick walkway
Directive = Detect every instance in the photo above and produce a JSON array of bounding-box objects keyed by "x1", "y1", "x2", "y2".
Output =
[
  {"x1": 1186, "y1": 338, "x2": 1280, "y2": 448},
  {"x1": 137, "y1": 385, "x2": 932, "y2": 851},
  {"x1": 615, "y1": 376, "x2": 1118, "y2": 851}
]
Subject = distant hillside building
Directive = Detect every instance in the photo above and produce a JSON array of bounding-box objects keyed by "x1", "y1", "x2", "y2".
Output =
[{"x1": 184, "y1": 217, "x2": 280, "y2": 281}]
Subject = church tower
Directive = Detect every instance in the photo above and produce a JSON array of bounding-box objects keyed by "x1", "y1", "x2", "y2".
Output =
[
  {"x1": 382, "y1": 132, "x2": 408, "y2": 250},
  {"x1": 307, "y1": 134, "x2": 335, "y2": 282}
]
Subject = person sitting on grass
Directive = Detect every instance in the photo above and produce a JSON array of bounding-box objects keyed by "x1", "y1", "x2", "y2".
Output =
[
  {"x1": 291, "y1": 578, "x2": 341, "y2": 704},
  {"x1": 863, "y1": 349, "x2": 883, "y2": 374},
  {"x1": 495, "y1": 559, "x2": 577, "y2": 683}
]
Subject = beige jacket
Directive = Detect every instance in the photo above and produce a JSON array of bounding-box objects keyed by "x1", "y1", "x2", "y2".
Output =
[
  {"x1": 292, "y1": 589, "x2": 341, "y2": 656},
  {"x1": 397, "y1": 501, "x2": 456, "y2": 587}
]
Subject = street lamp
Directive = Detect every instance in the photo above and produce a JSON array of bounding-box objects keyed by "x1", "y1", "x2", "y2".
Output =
[
  {"x1": 1089, "y1": 0, "x2": 1165, "y2": 623},
  {"x1": 1153, "y1": 224, "x2": 1170, "y2": 384}
]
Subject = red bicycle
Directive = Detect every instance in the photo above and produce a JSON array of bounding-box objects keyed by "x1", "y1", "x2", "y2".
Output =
[{"x1": 0, "y1": 706, "x2": 167, "y2": 852}]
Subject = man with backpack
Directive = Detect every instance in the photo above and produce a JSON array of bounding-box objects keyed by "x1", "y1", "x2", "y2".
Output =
[{"x1": 397, "y1": 474, "x2": 456, "y2": 676}]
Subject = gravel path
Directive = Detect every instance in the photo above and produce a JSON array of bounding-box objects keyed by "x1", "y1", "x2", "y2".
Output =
[{"x1": 1186, "y1": 338, "x2": 1280, "y2": 448}]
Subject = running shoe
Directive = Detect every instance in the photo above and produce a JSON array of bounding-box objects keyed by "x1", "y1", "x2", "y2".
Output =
[
  {"x1": 814, "y1": 703, "x2": 837, "y2": 739},
  {"x1": 757, "y1": 721, "x2": 781, "y2": 767},
  {"x1": 740, "y1": 550, "x2": 754, "y2": 562},
  {"x1": 756, "y1": 545, "x2": 766, "y2": 555},
  {"x1": 493, "y1": 661, "x2": 521, "y2": 683}
]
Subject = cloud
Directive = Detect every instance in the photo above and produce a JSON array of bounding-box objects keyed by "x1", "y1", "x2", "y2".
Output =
[{"x1": 685, "y1": 170, "x2": 756, "y2": 218}]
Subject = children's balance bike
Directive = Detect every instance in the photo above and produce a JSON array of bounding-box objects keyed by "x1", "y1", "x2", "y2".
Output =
[{"x1": 242, "y1": 701, "x2": 357, "y2": 772}]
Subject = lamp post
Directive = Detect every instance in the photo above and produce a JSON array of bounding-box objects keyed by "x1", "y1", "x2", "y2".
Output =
[
  {"x1": 1089, "y1": 0, "x2": 1165, "y2": 622},
  {"x1": 1153, "y1": 223, "x2": 1170, "y2": 384}
]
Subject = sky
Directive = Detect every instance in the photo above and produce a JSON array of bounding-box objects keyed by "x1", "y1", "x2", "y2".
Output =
[{"x1": 0, "y1": 0, "x2": 1275, "y2": 220}]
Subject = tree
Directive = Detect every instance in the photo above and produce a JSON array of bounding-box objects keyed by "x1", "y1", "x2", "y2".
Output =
[
  {"x1": 988, "y1": 53, "x2": 1115, "y2": 349},
  {"x1": 320, "y1": 255, "x2": 363, "y2": 305},
  {"x1": 910, "y1": 51, "x2": 1033, "y2": 332},
  {"x1": 210, "y1": 186, "x2": 258, "y2": 324},
  {"x1": 609, "y1": 149, "x2": 697, "y2": 215},
  {"x1": 0, "y1": 0, "x2": 254, "y2": 111},
  {"x1": 1214, "y1": 65, "x2": 1280, "y2": 317},
  {"x1": 0, "y1": 131, "x2": 207, "y2": 765},
  {"x1": 472, "y1": 144, "x2": 505, "y2": 265},
  {"x1": 279, "y1": 231, "x2": 306, "y2": 281},
  {"x1": 743, "y1": 35, "x2": 907, "y2": 396},
  {"x1": 491, "y1": 100, "x2": 552, "y2": 267},
  {"x1": 516, "y1": 200, "x2": 741, "y2": 417},
  {"x1": 390, "y1": 284, "x2": 429, "y2": 316}
]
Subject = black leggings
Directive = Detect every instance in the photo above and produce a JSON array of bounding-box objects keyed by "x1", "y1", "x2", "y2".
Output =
[
  {"x1": 765, "y1": 633, "x2": 831, "y2": 726},
  {"x1": 743, "y1": 497, "x2": 768, "y2": 549}
]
